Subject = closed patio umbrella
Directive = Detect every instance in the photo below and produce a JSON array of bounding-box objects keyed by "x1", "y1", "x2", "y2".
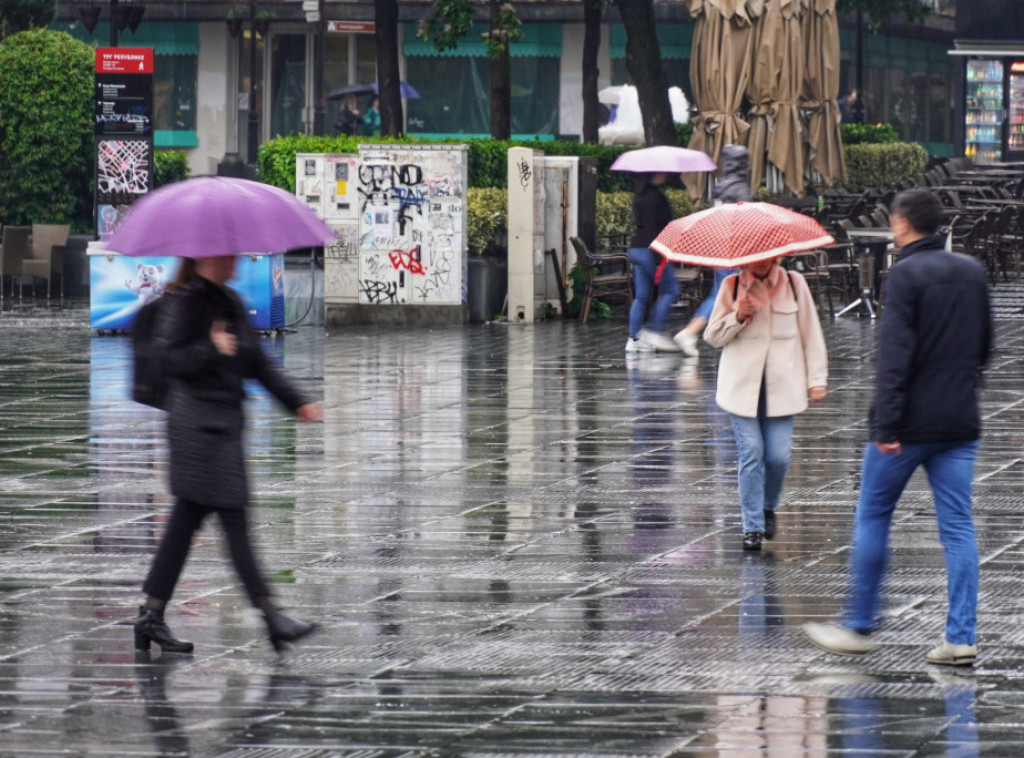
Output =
[
  {"x1": 762, "y1": 0, "x2": 807, "y2": 196},
  {"x1": 801, "y1": 0, "x2": 846, "y2": 185},
  {"x1": 684, "y1": 0, "x2": 760, "y2": 199}
]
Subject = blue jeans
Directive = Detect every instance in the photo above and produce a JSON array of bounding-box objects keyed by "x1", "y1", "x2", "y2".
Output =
[
  {"x1": 728, "y1": 387, "x2": 794, "y2": 533},
  {"x1": 628, "y1": 247, "x2": 680, "y2": 338},
  {"x1": 842, "y1": 440, "x2": 980, "y2": 644},
  {"x1": 694, "y1": 267, "x2": 738, "y2": 321}
]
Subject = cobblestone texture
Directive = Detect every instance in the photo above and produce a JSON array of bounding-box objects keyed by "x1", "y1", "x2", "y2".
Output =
[{"x1": 1, "y1": 301, "x2": 1023, "y2": 756}]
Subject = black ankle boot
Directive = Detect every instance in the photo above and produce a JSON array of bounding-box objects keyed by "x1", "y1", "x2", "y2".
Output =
[
  {"x1": 264, "y1": 609, "x2": 318, "y2": 653},
  {"x1": 742, "y1": 532, "x2": 763, "y2": 551},
  {"x1": 135, "y1": 606, "x2": 194, "y2": 654},
  {"x1": 763, "y1": 509, "x2": 777, "y2": 540}
]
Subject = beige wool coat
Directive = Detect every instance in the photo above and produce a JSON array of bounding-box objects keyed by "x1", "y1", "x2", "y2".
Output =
[{"x1": 704, "y1": 265, "x2": 828, "y2": 418}]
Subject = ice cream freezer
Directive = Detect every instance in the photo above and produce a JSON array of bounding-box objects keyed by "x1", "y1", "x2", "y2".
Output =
[{"x1": 87, "y1": 242, "x2": 286, "y2": 332}]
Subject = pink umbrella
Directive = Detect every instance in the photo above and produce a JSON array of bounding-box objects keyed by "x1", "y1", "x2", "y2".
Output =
[
  {"x1": 650, "y1": 202, "x2": 833, "y2": 267},
  {"x1": 610, "y1": 145, "x2": 717, "y2": 174},
  {"x1": 106, "y1": 176, "x2": 336, "y2": 258}
]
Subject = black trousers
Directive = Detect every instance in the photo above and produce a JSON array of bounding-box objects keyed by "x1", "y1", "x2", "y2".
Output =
[{"x1": 142, "y1": 498, "x2": 272, "y2": 606}]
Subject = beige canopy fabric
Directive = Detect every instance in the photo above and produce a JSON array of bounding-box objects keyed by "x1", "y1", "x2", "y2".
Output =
[
  {"x1": 747, "y1": 0, "x2": 806, "y2": 195},
  {"x1": 801, "y1": 0, "x2": 846, "y2": 185},
  {"x1": 684, "y1": 0, "x2": 759, "y2": 199}
]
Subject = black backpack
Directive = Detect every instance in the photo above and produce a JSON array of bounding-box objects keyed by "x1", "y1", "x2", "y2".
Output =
[{"x1": 131, "y1": 293, "x2": 171, "y2": 410}]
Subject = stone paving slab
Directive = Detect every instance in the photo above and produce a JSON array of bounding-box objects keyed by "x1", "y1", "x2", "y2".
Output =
[{"x1": 1, "y1": 302, "x2": 1024, "y2": 755}]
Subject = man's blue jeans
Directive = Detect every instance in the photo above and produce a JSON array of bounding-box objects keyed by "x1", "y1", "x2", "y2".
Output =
[
  {"x1": 842, "y1": 440, "x2": 980, "y2": 645},
  {"x1": 628, "y1": 247, "x2": 679, "y2": 338},
  {"x1": 728, "y1": 391, "x2": 794, "y2": 534}
]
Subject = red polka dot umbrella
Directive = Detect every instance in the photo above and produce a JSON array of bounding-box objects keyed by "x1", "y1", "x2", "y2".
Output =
[{"x1": 650, "y1": 202, "x2": 834, "y2": 268}]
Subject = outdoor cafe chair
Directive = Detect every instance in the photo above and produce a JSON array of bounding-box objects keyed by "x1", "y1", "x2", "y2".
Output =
[
  {"x1": 21, "y1": 223, "x2": 69, "y2": 302},
  {"x1": 785, "y1": 251, "x2": 834, "y2": 318},
  {"x1": 0, "y1": 225, "x2": 30, "y2": 304},
  {"x1": 570, "y1": 236, "x2": 633, "y2": 324}
]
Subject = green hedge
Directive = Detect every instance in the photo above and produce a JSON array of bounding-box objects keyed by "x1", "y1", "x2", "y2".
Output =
[
  {"x1": 259, "y1": 134, "x2": 653, "y2": 194},
  {"x1": 153, "y1": 150, "x2": 190, "y2": 188},
  {"x1": 596, "y1": 188, "x2": 695, "y2": 242},
  {"x1": 843, "y1": 142, "x2": 928, "y2": 192},
  {"x1": 466, "y1": 187, "x2": 507, "y2": 255},
  {"x1": 840, "y1": 123, "x2": 900, "y2": 145}
]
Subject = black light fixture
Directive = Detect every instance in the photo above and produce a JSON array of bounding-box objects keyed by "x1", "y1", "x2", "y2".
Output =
[
  {"x1": 112, "y1": 1, "x2": 131, "y2": 31},
  {"x1": 79, "y1": 4, "x2": 102, "y2": 34},
  {"x1": 128, "y1": 4, "x2": 145, "y2": 33}
]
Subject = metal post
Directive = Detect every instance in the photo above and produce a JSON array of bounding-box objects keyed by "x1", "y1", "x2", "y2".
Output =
[
  {"x1": 854, "y1": 10, "x2": 865, "y2": 124},
  {"x1": 246, "y1": 0, "x2": 260, "y2": 172},
  {"x1": 110, "y1": 0, "x2": 118, "y2": 46},
  {"x1": 312, "y1": 0, "x2": 325, "y2": 136}
]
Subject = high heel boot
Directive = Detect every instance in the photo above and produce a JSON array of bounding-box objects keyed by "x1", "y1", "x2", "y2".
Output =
[
  {"x1": 134, "y1": 606, "x2": 195, "y2": 654},
  {"x1": 264, "y1": 608, "x2": 318, "y2": 653}
]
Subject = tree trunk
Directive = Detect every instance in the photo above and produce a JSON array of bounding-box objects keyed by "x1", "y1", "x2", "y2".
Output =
[
  {"x1": 582, "y1": 0, "x2": 602, "y2": 143},
  {"x1": 374, "y1": 0, "x2": 404, "y2": 136},
  {"x1": 613, "y1": 0, "x2": 676, "y2": 145},
  {"x1": 490, "y1": 0, "x2": 512, "y2": 140}
]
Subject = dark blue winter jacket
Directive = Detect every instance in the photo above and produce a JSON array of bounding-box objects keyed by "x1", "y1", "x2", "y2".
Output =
[{"x1": 870, "y1": 235, "x2": 992, "y2": 444}]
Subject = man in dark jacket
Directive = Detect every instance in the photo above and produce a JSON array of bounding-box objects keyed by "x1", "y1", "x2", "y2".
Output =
[{"x1": 804, "y1": 188, "x2": 992, "y2": 666}]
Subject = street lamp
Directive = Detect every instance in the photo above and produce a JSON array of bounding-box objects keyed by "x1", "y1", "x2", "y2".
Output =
[{"x1": 78, "y1": 0, "x2": 145, "y2": 47}]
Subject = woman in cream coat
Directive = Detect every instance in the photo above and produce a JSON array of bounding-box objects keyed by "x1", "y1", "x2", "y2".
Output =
[{"x1": 704, "y1": 257, "x2": 828, "y2": 551}]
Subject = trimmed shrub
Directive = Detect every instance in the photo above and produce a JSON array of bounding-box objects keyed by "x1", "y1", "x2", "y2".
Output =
[
  {"x1": 0, "y1": 29, "x2": 93, "y2": 227},
  {"x1": 843, "y1": 142, "x2": 928, "y2": 192},
  {"x1": 258, "y1": 133, "x2": 643, "y2": 194},
  {"x1": 466, "y1": 187, "x2": 507, "y2": 255},
  {"x1": 594, "y1": 187, "x2": 695, "y2": 243},
  {"x1": 154, "y1": 150, "x2": 190, "y2": 188},
  {"x1": 840, "y1": 122, "x2": 900, "y2": 145}
]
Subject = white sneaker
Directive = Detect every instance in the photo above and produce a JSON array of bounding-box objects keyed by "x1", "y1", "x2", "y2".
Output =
[
  {"x1": 625, "y1": 337, "x2": 642, "y2": 353},
  {"x1": 803, "y1": 622, "x2": 877, "y2": 656},
  {"x1": 673, "y1": 330, "x2": 700, "y2": 357},
  {"x1": 926, "y1": 639, "x2": 977, "y2": 667},
  {"x1": 638, "y1": 328, "x2": 681, "y2": 353}
]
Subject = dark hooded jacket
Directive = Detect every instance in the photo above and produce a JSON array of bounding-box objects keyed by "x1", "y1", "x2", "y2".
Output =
[{"x1": 714, "y1": 145, "x2": 750, "y2": 205}]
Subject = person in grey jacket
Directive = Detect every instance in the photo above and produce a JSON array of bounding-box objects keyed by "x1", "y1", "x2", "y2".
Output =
[
  {"x1": 134, "y1": 255, "x2": 323, "y2": 655},
  {"x1": 673, "y1": 144, "x2": 749, "y2": 356}
]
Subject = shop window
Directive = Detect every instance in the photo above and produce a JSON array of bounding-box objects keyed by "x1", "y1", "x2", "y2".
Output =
[{"x1": 406, "y1": 56, "x2": 560, "y2": 136}]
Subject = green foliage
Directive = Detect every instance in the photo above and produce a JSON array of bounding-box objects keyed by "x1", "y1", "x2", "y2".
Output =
[
  {"x1": 664, "y1": 188, "x2": 696, "y2": 220},
  {"x1": 466, "y1": 187, "x2": 507, "y2": 255},
  {"x1": 675, "y1": 121, "x2": 693, "y2": 147},
  {"x1": 0, "y1": 29, "x2": 93, "y2": 227},
  {"x1": 594, "y1": 187, "x2": 695, "y2": 242},
  {"x1": 418, "y1": 0, "x2": 523, "y2": 59},
  {"x1": 153, "y1": 150, "x2": 191, "y2": 188},
  {"x1": 0, "y1": 0, "x2": 56, "y2": 36},
  {"x1": 840, "y1": 122, "x2": 900, "y2": 145},
  {"x1": 595, "y1": 191, "x2": 634, "y2": 241},
  {"x1": 842, "y1": 142, "x2": 928, "y2": 192},
  {"x1": 259, "y1": 133, "x2": 643, "y2": 193},
  {"x1": 565, "y1": 260, "x2": 610, "y2": 319}
]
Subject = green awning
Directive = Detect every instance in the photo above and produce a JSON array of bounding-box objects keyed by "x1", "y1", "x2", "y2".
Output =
[
  {"x1": 53, "y1": 21, "x2": 199, "y2": 56},
  {"x1": 610, "y1": 24, "x2": 693, "y2": 60},
  {"x1": 404, "y1": 22, "x2": 561, "y2": 58}
]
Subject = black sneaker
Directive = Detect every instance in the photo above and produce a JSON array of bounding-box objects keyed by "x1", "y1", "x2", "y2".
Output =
[
  {"x1": 742, "y1": 532, "x2": 763, "y2": 551},
  {"x1": 763, "y1": 509, "x2": 777, "y2": 540}
]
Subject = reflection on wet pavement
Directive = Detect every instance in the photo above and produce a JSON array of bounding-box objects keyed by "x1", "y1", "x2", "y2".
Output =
[{"x1": 2, "y1": 313, "x2": 1024, "y2": 755}]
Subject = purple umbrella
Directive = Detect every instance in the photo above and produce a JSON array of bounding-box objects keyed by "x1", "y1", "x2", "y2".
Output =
[
  {"x1": 106, "y1": 177, "x2": 336, "y2": 258},
  {"x1": 326, "y1": 81, "x2": 420, "y2": 100},
  {"x1": 610, "y1": 145, "x2": 717, "y2": 174}
]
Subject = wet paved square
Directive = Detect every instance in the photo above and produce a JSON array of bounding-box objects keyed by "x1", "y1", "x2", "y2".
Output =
[{"x1": 2, "y1": 305, "x2": 1024, "y2": 756}]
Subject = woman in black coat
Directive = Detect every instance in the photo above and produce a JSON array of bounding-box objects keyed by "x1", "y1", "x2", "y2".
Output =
[{"x1": 134, "y1": 255, "x2": 323, "y2": 654}]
